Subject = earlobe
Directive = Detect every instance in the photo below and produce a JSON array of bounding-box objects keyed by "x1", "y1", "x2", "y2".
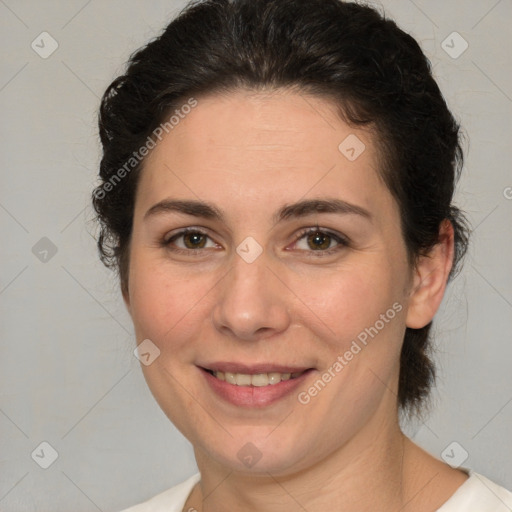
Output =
[{"x1": 405, "y1": 219, "x2": 455, "y2": 329}]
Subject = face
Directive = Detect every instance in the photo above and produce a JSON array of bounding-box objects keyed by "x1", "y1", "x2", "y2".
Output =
[{"x1": 124, "y1": 88, "x2": 417, "y2": 475}]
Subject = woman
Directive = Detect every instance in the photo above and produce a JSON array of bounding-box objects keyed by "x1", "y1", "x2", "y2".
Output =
[{"x1": 92, "y1": 0, "x2": 512, "y2": 510}]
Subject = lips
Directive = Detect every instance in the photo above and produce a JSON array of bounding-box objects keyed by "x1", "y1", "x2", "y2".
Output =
[
  {"x1": 197, "y1": 363, "x2": 316, "y2": 407},
  {"x1": 199, "y1": 363, "x2": 312, "y2": 374}
]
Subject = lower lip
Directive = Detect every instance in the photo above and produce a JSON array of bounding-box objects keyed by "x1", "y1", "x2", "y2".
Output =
[{"x1": 199, "y1": 367, "x2": 314, "y2": 408}]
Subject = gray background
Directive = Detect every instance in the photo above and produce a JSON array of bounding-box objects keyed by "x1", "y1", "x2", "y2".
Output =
[{"x1": 1, "y1": 0, "x2": 511, "y2": 510}]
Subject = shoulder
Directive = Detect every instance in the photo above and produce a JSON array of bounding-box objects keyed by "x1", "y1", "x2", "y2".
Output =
[
  {"x1": 116, "y1": 470, "x2": 512, "y2": 512},
  {"x1": 119, "y1": 473, "x2": 201, "y2": 512},
  {"x1": 438, "y1": 471, "x2": 512, "y2": 511}
]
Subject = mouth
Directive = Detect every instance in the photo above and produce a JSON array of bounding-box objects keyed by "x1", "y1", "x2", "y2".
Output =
[
  {"x1": 197, "y1": 364, "x2": 315, "y2": 408},
  {"x1": 198, "y1": 365, "x2": 315, "y2": 409},
  {"x1": 202, "y1": 368, "x2": 308, "y2": 387}
]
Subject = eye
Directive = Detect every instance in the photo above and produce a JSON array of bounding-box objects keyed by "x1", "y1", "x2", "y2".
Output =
[
  {"x1": 162, "y1": 228, "x2": 219, "y2": 254},
  {"x1": 292, "y1": 226, "x2": 349, "y2": 256},
  {"x1": 161, "y1": 226, "x2": 349, "y2": 257}
]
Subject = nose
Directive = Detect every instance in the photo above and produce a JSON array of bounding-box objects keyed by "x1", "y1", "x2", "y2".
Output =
[{"x1": 211, "y1": 249, "x2": 291, "y2": 342}]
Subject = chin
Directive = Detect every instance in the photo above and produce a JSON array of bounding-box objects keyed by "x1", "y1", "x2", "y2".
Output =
[{"x1": 194, "y1": 427, "x2": 319, "y2": 477}]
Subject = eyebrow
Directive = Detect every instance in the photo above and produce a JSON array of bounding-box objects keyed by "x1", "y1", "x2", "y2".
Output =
[{"x1": 143, "y1": 197, "x2": 373, "y2": 224}]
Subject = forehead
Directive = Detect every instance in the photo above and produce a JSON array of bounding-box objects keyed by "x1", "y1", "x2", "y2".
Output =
[
  {"x1": 159, "y1": 88, "x2": 370, "y2": 165},
  {"x1": 136, "y1": 88, "x2": 393, "y2": 222}
]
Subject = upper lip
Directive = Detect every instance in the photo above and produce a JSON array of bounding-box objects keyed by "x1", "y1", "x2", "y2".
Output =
[{"x1": 199, "y1": 363, "x2": 313, "y2": 375}]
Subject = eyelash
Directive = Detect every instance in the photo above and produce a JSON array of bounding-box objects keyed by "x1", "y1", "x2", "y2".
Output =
[{"x1": 162, "y1": 226, "x2": 350, "y2": 257}]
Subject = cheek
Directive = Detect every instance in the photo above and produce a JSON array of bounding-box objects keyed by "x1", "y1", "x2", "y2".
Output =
[
  {"x1": 290, "y1": 259, "x2": 401, "y2": 349},
  {"x1": 127, "y1": 254, "x2": 205, "y2": 347}
]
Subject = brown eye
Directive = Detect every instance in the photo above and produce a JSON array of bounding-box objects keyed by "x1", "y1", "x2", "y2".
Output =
[
  {"x1": 293, "y1": 227, "x2": 349, "y2": 256},
  {"x1": 163, "y1": 228, "x2": 218, "y2": 253},
  {"x1": 182, "y1": 232, "x2": 207, "y2": 249},
  {"x1": 306, "y1": 231, "x2": 332, "y2": 250}
]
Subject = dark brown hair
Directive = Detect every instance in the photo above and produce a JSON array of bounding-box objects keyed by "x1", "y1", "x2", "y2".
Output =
[{"x1": 92, "y1": 0, "x2": 470, "y2": 414}]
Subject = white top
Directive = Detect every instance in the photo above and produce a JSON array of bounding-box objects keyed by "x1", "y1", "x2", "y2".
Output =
[{"x1": 120, "y1": 470, "x2": 512, "y2": 512}]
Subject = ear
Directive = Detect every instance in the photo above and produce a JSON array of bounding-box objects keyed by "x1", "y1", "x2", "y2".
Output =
[{"x1": 406, "y1": 219, "x2": 455, "y2": 329}]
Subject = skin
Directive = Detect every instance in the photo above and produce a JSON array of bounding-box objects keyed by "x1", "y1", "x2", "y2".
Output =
[{"x1": 123, "y1": 88, "x2": 468, "y2": 511}]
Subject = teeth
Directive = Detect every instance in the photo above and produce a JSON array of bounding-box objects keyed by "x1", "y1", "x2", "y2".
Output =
[{"x1": 212, "y1": 371, "x2": 304, "y2": 386}]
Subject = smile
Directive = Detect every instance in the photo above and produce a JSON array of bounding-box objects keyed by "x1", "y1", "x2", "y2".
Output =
[
  {"x1": 198, "y1": 366, "x2": 315, "y2": 408},
  {"x1": 206, "y1": 369, "x2": 306, "y2": 387}
]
